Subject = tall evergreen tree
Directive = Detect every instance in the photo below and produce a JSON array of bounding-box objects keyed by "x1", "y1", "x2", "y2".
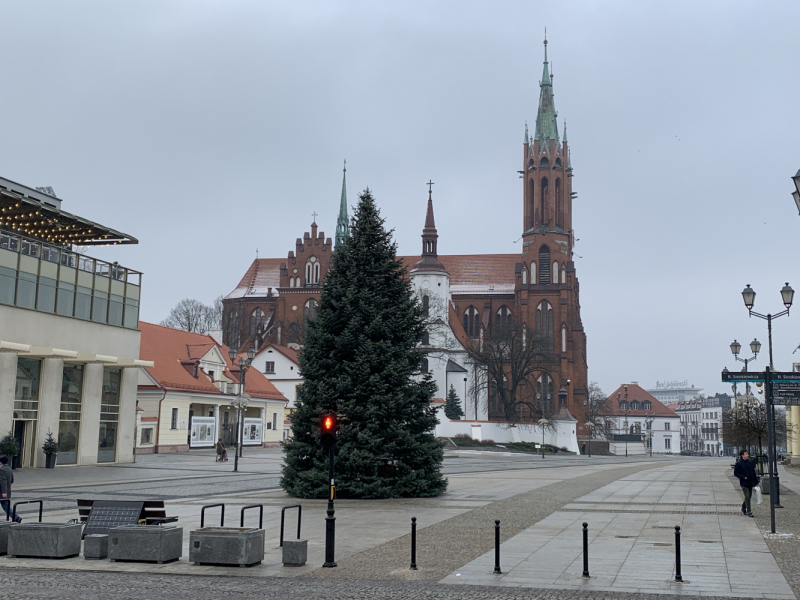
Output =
[
  {"x1": 444, "y1": 384, "x2": 465, "y2": 420},
  {"x1": 281, "y1": 189, "x2": 446, "y2": 499}
]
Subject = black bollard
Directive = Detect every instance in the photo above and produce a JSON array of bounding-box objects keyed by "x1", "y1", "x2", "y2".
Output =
[
  {"x1": 494, "y1": 520, "x2": 502, "y2": 574},
  {"x1": 410, "y1": 517, "x2": 418, "y2": 570},
  {"x1": 674, "y1": 526, "x2": 683, "y2": 582},
  {"x1": 582, "y1": 522, "x2": 589, "y2": 578}
]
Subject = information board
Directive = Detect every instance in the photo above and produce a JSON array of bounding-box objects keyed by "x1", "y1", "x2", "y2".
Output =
[
  {"x1": 84, "y1": 501, "x2": 145, "y2": 537},
  {"x1": 243, "y1": 417, "x2": 263, "y2": 445},
  {"x1": 190, "y1": 416, "x2": 216, "y2": 448}
]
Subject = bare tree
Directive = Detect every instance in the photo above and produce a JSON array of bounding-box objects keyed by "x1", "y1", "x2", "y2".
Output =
[
  {"x1": 587, "y1": 382, "x2": 614, "y2": 439},
  {"x1": 206, "y1": 295, "x2": 224, "y2": 330},
  {"x1": 721, "y1": 399, "x2": 788, "y2": 473},
  {"x1": 161, "y1": 298, "x2": 219, "y2": 334},
  {"x1": 463, "y1": 318, "x2": 558, "y2": 424}
]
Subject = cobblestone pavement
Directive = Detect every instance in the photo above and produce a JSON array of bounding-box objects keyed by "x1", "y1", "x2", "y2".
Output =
[
  {"x1": 752, "y1": 468, "x2": 800, "y2": 600},
  {"x1": 1, "y1": 570, "x2": 740, "y2": 600}
]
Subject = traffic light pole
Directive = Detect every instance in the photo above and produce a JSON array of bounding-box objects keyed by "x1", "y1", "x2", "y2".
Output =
[{"x1": 323, "y1": 444, "x2": 337, "y2": 567}]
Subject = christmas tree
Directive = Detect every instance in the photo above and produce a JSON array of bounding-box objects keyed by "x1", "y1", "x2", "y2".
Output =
[
  {"x1": 281, "y1": 189, "x2": 446, "y2": 499},
  {"x1": 444, "y1": 384, "x2": 465, "y2": 420}
]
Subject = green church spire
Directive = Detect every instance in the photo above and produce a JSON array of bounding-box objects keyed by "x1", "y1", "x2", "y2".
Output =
[
  {"x1": 534, "y1": 35, "x2": 559, "y2": 145},
  {"x1": 335, "y1": 160, "x2": 349, "y2": 249}
]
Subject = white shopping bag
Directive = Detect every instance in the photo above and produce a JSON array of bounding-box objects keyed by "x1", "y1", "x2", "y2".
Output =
[{"x1": 754, "y1": 485, "x2": 763, "y2": 505}]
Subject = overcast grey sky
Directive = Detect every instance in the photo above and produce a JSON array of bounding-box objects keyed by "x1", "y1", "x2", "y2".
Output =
[{"x1": 2, "y1": 1, "x2": 799, "y2": 397}]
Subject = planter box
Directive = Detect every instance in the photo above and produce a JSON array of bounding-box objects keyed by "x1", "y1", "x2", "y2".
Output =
[
  {"x1": 0, "y1": 521, "x2": 18, "y2": 555},
  {"x1": 108, "y1": 525, "x2": 182, "y2": 564},
  {"x1": 45, "y1": 454, "x2": 57, "y2": 469},
  {"x1": 8, "y1": 523, "x2": 82, "y2": 558},
  {"x1": 189, "y1": 527, "x2": 265, "y2": 567},
  {"x1": 84, "y1": 534, "x2": 108, "y2": 560}
]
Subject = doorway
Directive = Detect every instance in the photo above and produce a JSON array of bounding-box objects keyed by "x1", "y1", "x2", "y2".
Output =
[{"x1": 12, "y1": 420, "x2": 36, "y2": 469}]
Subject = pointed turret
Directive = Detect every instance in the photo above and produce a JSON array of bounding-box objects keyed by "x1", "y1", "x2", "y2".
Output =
[
  {"x1": 335, "y1": 160, "x2": 349, "y2": 249},
  {"x1": 412, "y1": 184, "x2": 446, "y2": 273},
  {"x1": 524, "y1": 121, "x2": 529, "y2": 144},
  {"x1": 534, "y1": 36, "x2": 559, "y2": 146}
]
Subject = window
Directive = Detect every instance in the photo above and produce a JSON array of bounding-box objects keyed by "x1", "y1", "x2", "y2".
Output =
[
  {"x1": 535, "y1": 301, "x2": 554, "y2": 352},
  {"x1": 665, "y1": 422, "x2": 671, "y2": 431},
  {"x1": 561, "y1": 326, "x2": 567, "y2": 353},
  {"x1": 540, "y1": 178, "x2": 549, "y2": 225},
  {"x1": 171, "y1": 407, "x2": 179, "y2": 430},
  {"x1": 98, "y1": 369, "x2": 121, "y2": 463},
  {"x1": 665, "y1": 438, "x2": 671, "y2": 450},
  {"x1": 555, "y1": 178, "x2": 563, "y2": 228},
  {"x1": 496, "y1": 306, "x2": 512, "y2": 332},
  {"x1": 643, "y1": 401, "x2": 651, "y2": 410},
  {"x1": 538, "y1": 246, "x2": 550, "y2": 283},
  {"x1": 304, "y1": 298, "x2": 317, "y2": 320},
  {"x1": 58, "y1": 364, "x2": 83, "y2": 465},
  {"x1": 305, "y1": 262, "x2": 312, "y2": 284},
  {"x1": 422, "y1": 294, "x2": 429, "y2": 317},
  {"x1": 630, "y1": 401, "x2": 640, "y2": 410},
  {"x1": 227, "y1": 311, "x2": 240, "y2": 349},
  {"x1": 273, "y1": 413, "x2": 278, "y2": 431},
  {"x1": 141, "y1": 428, "x2": 153, "y2": 445},
  {"x1": 561, "y1": 266, "x2": 566, "y2": 284},
  {"x1": 421, "y1": 331, "x2": 430, "y2": 345},
  {"x1": 537, "y1": 374, "x2": 554, "y2": 414},
  {"x1": 264, "y1": 361, "x2": 275, "y2": 374},
  {"x1": 521, "y1": 267, "x2": 527, "y2": 285},
  {"x1": 251, "y1": 308, "x2": 266, "y2": 335},
  {"x1": 314, "y1": 262, "x2": 320, "y2": 284},
  {"x1": 464, "y1": 306, "x2": 480, "y2": 338},
  {"x1": 552, "y1": 261, "x2": 558, "y2": 284},
  {"x1": 421, "y1": 357, "x2": 429, "y2": 373},
  {"x1": 619, "y1": 401, "x2": 628, "y2": 410},
  {"x1": 540, "y1": 157, "x2": 549, "y2": 167}
]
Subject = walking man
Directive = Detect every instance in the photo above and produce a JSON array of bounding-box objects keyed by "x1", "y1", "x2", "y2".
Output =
[
  {"x1": 733, "y1": 449, "x2": 759, "y2": 517},
  {"x1": 0, "y1": 456, "x2": 21, "y2": 522}
]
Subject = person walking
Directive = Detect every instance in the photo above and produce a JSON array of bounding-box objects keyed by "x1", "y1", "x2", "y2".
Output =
[
  {"x1": 733, "y1": 449, "x2": 760, "y2": 517},
  {"x1": 0, "y1": 456, "x2": 21, "y2": 522},
  {"x1": 215, "y1": 438, "x2": 227, "y2": 462}
]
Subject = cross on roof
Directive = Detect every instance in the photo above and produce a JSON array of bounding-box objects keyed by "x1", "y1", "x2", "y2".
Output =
[
  {"x1": 427, "y1": 180, "x2": 434, "y2": 193},
  {"x1": 311, "y1": 211, "x2": 318, "y2": 222}
]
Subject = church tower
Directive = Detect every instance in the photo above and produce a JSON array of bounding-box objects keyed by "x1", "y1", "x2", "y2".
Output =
[{"x1": 519, "y1": 36, "x2": 588, "y2": 430}]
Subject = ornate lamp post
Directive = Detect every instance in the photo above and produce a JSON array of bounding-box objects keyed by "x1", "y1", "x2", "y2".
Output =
[
  {"x1": 539, "y1": 418, "x2": 550, "y2": 459},
  {"x1": 644, "y1": 412, "x2": 655, "y2": 457},
  {"x1": 228, "y1": 346, "x2": 255, "y2": 472},
  {"x1": 741, "y1": 283, "x2": 793, "y2": 509}
]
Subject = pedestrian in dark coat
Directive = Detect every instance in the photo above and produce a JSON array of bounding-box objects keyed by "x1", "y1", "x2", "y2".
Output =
[
  {"x1": 0, "y1": 456, "x2": 21, "y2": 522},
  {"x1": 733, "y1": 449, "x2": 759, "y2": 517}
]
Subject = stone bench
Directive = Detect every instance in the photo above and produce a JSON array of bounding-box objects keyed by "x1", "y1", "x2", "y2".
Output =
[
  {"x1": 8, "y1": 523, "x2": 82, "y2": 559},
  {"x1": 108, "y1": 525, "x2": 182, "y2": 564},
  {"x1": 0, "y1": 521, "x2": 18, "y2": 555},
  {"x1": 189, "y1": 527, "x2": 265, "y2": 567},
  {"x1": 84, "y1": 534, "x2": 108, "y2": 560}
]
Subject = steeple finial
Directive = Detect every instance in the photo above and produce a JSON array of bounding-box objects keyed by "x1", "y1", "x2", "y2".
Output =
[
  {"x1": 335, "y1": 160, "x2": 350, "y2": 249},
  {"x1": 563, "y1": 120, "x2": 568, "y2": 143},
  {"x1": 534, "y1": 32, "x2": 559, "y2": 145},
  {"x1": 524, "y1": 121, "x2": 529, "y2": 144}
]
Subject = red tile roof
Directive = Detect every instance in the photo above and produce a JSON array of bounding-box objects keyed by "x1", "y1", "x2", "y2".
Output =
[
  {"x1": 261, "y1": 344, "x2": 300, "y2": 365},
  {"x1": 138, "y1": 322, "x2": 286, "y2": 402},
  {"x1": 602, "y1": 383, "x2": 679, "y2": 418},
  {"x1": 400, "y1": 254, "x2": 518, "y2": 294}
]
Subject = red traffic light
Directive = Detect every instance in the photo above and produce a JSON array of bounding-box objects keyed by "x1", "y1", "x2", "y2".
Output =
[{"x1": 322, "y1": 415, "x2": 335, "y2": 432}]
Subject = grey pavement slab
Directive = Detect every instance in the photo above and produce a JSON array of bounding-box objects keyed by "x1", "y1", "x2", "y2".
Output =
[{"x1": 441, "y1": 461, "x2": 796, "y2": 599}]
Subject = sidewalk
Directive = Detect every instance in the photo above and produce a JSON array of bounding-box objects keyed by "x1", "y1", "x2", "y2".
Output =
[{"x1": 441, "y1": 462, "x2": 794, "y2": 599}]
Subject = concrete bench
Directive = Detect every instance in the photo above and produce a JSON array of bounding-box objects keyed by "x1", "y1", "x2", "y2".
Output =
[
  {"x1": 189, "y1": 527, "x2": 265, "y2": 567},
  {"x1": 108, "y1": 525, "x2": 182, "y2": 564}
]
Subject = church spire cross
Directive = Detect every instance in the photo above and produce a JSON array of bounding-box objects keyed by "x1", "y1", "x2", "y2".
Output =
[
  {"x1": 311, "y1": 211, "x2": 318, "y2": 223},
  {"x1": 534, "y1": 32, "x2": 559, "y2": 145}
]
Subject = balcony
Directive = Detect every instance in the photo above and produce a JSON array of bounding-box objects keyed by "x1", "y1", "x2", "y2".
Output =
[{"x1": 0, "y1": 230, "x2": 141, "y2": 329}]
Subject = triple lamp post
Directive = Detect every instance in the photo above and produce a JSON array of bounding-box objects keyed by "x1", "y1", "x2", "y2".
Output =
[{"x1": 228, "y1": 346, "x2": 255, "y2": 473}]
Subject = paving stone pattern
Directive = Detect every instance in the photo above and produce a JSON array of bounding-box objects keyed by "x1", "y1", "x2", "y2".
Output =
[{"x1": 307, "y1": 461, "x2": 672, "y2": 582}]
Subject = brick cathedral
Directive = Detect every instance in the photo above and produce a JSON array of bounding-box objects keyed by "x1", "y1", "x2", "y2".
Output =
[{"x1": 222, "y1": 38, "x2": 589, "y2": 436}]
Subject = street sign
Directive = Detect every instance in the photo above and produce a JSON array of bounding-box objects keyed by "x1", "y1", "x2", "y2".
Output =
[
  {"x1": 774, "y1": 397, "x2": 800, "y2": 406},
  {"x1": 771, "y1": 372, "x2": 800, "y2": 382},
  {"x1": 721, "y1": 371, "x2": 763, "y2": 382}
]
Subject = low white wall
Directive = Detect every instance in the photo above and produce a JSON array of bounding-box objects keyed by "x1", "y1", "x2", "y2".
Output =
[{"x1": 435, "y1": 414, "x2": 579, "y2": 453}]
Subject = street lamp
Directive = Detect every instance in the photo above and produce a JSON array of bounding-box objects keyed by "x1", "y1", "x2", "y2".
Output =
[
  {"x1": 539, "y1": 418, "x2": 550, "y2": 459},
  {"x1": 644, "y1": 412, "x2": 655, "y2": 457},
  {"x1": 584, "y1": 422, "x2": 594, "y2": 457},
  {"x1": 791, "y1": 169, "x2": 800, "y2": 215},
  {"x1": 740, "y1": 283, "x2": 793, "y2": 509},
  {"x1": 228, "y1": 346, "x2": 255, "y2": 472}
]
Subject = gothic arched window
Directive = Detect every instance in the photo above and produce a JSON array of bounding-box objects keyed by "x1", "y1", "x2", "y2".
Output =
[
  {"x1": 521, "y1": 266, "x2": 527, "y2": 285},
  {"x1": 539, "y1": 157, "x2": 549, "y2": 167},
  {"x1": 561, "y1": 266, "x2": 566, "y2": 283},
  {"x1": 304, "y1": 299, "x2": 317, "y2": 320},
  {"x1": 314, "y1": 262, "x2": 320, "y2": 284},
  {"x1": 552, "y1": 261, "x2": 558, "y2": 284},
  {"x1": 538, "y1": 246, "x2": 550, "y2": 284},
  {"x1": 535, "y1": 301, "x2": 554, "y2": 352},
  {"x1": 250, "y1": 308, "x2": 266, "y2": 335},
  {"x1": 561, "y1": 325, "x2": 567, "y2": 353},
  {"x1": 555, "y1": 177, "x2": 563, "y2": 228},
  {"x1": 464, "y1": 306, "x2": 480, "y2": 338},
  {"x1": 537, "y1": 374, "x2": 554, "y2": 415},
  {"x1": 496, "y1": 306, "x2": 512, "y2": 332},
  {"x1": 226, "y1": 310, "x2": 240, "y2": 350},
  {"x1": 528, "y1": 178, "x2": 536, "y2": 229},
  {"x1": 540, "y1": 177, "x2": 549, "y2": 226},
  {"x1": 422, "y1": 294, "x2": 429, "y2": 317}
]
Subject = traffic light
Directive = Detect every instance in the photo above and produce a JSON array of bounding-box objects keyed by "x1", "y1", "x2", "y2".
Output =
[{"x1": 321, "y1": 413, "x2": 338, "y2": 450}]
